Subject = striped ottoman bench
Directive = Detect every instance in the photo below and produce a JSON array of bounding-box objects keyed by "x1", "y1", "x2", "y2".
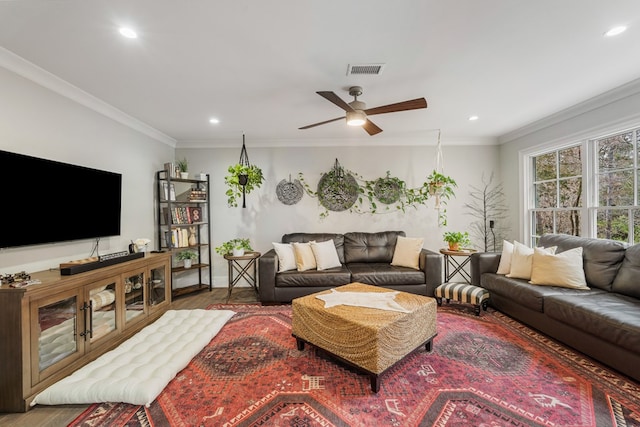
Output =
[{"x1": 434, "y1": 282, "x2": 490, "y2": 316}]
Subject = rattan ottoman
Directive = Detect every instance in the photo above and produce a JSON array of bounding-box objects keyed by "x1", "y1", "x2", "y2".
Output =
[{"x1": 291, "y1": 282, "x2": 437, "y2": 392}]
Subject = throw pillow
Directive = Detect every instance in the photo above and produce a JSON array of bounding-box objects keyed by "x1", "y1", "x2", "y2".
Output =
[
  {"x1": 292, "y1": 241, "x2": 317, "y2": 271},
  {"x1": 507, "y1": 241, "x2": 556, "y2": 280},
  {"x1": 390, "y1": 236, "x2": 424, "y2": 270},
  {"x1": 529, "y1": 247, "x2": 589, "y2": 289},
  {"x1": 272, "y1": 242, "x2": 296, "y2": 272},
  {"x1": 496, "y1": 240, "x2": 514, "y2": 275},
  {"x1": 310, "y1": 240, "x2": 342, "y2": 270}
]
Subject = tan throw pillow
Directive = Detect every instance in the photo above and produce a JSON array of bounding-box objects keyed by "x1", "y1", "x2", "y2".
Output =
[
  {"x1": 390, "y1": 236, "x2": 424, "y2": 270},
  {"x1": 272, "y1": 242, "x2": 297, "y2": 272},
  {"x1": 496, "y1": 240, "x2": 514, "y2": 275},
  {"x1": 529, "y1": 247, "x2": 589, "y2": 289},
  {"x1": 292, "y1": 241, "x2": 317, "y2": 271},
  {"x1": 507, "y1": 241, "x2": 556, "y2": 280},
  {"x1": 310, "y1": 240, "x2": 341, "y2": 270}
]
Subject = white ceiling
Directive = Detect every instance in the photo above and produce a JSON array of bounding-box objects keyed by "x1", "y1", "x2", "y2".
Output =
[{"x1": 1, "y1": 0, "x2": 640, "y2": 147}]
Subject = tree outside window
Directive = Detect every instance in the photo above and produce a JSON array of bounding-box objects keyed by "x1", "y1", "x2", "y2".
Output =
[{"x1": 528, "y1": 127, "x2": 639, "y2": 245}]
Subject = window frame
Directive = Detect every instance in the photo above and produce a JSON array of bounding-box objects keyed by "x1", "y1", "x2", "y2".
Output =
[{"x1": 521, "y1": 124, "x2": 639, "y2": 246}]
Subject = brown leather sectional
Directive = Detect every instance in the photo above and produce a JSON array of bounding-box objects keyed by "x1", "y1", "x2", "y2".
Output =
[
  {"x1": 258, "y1": 231, "x2": 442, "y2": 304},
  {"x1": 471, "y1": 233, "x2": 640, "y2": 382}
]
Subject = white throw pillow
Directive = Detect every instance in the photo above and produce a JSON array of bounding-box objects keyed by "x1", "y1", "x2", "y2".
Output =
[
  {"x1": 507, "y1": 241, "x2": 556, "y2": 280},
  {"x1": 272, "y1": 242, "x2": 297, "y2": 272},
  {"x1": 390, "y1": 236, "x2": 424, "y2": 270},
  {"x1": 496, "y1": 240, "x2": 514, "y2": 275},
  {"x1": 310, "y1": 240, "x2": 342, "y2": 270},
  {"x1": 529, "y1": 247, "x2": 589, "y2": 289},
  {"x1": 292, "y1": 242, "x2": 317, "y2": 271}
]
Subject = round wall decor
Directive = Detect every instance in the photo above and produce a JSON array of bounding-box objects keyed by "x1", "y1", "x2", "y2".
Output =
[
  {"x1": 276, "y1": 178, "x2": 303, "y2": 205},
  {"x1": 317, "y1": 171, "x2": 359, "y2": 212},
  {"x1": 373, "y1": 177, "x2": 402, "y2": 204}
]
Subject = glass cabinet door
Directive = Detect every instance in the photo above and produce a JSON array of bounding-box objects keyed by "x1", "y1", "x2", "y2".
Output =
[
  {"x1": 123, "y1": 269, "x2": 147, "y2": 327},
  {"x1": 85, "y1": 277, "x2": 119, "y2": 348},
  {"x1": 31, "y1": 289, "x2": 84, "y2": 384},
  {"x1": 149, "y1": 263, "x2": 168, "y2": 307}
]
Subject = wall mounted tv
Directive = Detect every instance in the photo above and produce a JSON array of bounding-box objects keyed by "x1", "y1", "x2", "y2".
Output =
[{"x1": 0, "y1": 150, "x2": 122, "y2": 249}]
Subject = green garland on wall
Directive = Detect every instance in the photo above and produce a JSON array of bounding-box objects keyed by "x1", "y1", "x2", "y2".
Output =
[{"x1": 297, "y1": 160, "x2": 457, "y2": 224}]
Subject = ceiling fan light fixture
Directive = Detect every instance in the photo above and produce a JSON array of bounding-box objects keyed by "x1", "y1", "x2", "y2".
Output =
[{"x1": 346, "y1": 110, "x2": 366, "y2": 126}]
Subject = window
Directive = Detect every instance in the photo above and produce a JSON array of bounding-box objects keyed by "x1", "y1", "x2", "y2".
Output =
[{"x1": 527, "y1": 128, "x2": 640, "y2": 245}]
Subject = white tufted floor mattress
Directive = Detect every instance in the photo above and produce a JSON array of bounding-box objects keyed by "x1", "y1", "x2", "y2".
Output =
[{"x1": 31, "y1": 309, "x2": 235, "y2": 407}]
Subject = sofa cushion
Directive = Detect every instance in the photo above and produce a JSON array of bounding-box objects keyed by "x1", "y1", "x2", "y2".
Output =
[
  {"x1": 390, "y1": 236, "x2": 424, "y2": 270},
  {"x1": 611, "y1": 243, "x2": 640, "y2": 299},
  {"x1": 348, "y1": 262, "x2": 426, "y2": 286},
  {"x1": 344, "y1": 231, "x2": 405, "y2": 263},
  {"x1": 310, "y1": 240, "x2": 342, "y2": 270},
  {"x1": 539, "y1": 234, "x2": 626, "y2": 291},
  {"x1": 481, "y1": 273, "x2": 603, "y2": 313},
  {"x1": 282, "y1": 233, "x2": 345, "y2": 264},
  {"x1": 496, "y1": 240, "x2": 514, "y2": 274},
  {"x1": 544, "y1": 293, "x2": 640, "y2": 354},
  {"x1": 529, "y1": 247, "x2": 588, "y2": 289},
  {"x1": 506, "y1": 242, "x2": 556, "y2": 280},
  {"x1": 272, "y1": 242, "x2": 297, "y2": 272},
  {"x1": 275, "y1": 267, "x2": 351, "y2": 288},
  {"x1": 292, "y1": 242, "x2": 317, "y2": 271}
]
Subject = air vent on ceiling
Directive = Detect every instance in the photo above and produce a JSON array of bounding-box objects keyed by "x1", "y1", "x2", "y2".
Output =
[{"x1": 346, "y1": 63, "x2": 385, "y2": 76}]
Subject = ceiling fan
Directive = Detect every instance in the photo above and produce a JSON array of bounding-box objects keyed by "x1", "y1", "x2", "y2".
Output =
[{"x1": 299, "y1": 86, "x2": 427, "y2": 136}]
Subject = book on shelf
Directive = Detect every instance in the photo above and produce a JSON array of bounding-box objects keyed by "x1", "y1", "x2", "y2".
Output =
[{"x1": 161, "y1": 182, "x2": 176, "y2": 201}]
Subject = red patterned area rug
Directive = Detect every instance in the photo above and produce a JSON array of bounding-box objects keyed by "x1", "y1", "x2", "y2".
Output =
[{"x1": 69, "y1": 304, "x2": 640, "y2": 427}]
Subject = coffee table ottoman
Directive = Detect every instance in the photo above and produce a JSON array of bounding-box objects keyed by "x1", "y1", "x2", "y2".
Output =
[{"x1": 292, "y1": 282, "x2": 437, "y2": 392}]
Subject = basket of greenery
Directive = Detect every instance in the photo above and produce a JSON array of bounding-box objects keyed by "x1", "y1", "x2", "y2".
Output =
[
  {"x1": 215, "y1": 238, "x2": 253, "y2": 257},
  {"x1": 442, "y1": 231, "x2": 471, "y2": 252}
]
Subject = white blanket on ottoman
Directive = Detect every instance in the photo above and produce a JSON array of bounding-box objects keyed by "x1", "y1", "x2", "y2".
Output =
[{"x1": 31, "y1": 309, "x2": 235, "y2": 407}]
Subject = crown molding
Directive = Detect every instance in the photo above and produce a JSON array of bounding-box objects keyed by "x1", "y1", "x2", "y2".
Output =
[
  {"x1": 0, "y1": 47, "x2": 176, "y2": 147},
  {"x1": 498, "y1": 77, "x2": 640, "y2": 144}
]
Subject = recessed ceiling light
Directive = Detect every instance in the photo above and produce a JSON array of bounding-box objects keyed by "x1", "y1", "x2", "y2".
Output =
[
  {"x1": 468, "y1": 115, "x2": 479, "y2": 121},
  {"x1": 209, "y1": 118, "x2": 220, "y2": 124},
  {"x1": 604, "y1": 26, "x2": 627, "y2": 37},
  {"x1": 119, "y1": 27, "x2": 138, "y2": 39}
]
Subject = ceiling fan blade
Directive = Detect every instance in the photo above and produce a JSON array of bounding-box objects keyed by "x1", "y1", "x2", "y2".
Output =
[
  {"x1": 317, "y1": 91, "x2": 355, "y2": 112},
  {"x1": 364, "y1": 98, "x2": 427, "y2": 116},
  {"x1": 362, "y1": 119, "x2": 383, "y2": 136},
  {"x1": 298, "y1": 116, "x2": 344, "y2": 130}
]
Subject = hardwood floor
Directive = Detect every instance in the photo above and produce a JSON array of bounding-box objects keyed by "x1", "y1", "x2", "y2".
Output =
[{"x1": 0, "y1": 287, "x2": 259, "y2": 427}]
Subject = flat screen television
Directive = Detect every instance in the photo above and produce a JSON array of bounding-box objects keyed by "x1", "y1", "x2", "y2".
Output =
[{"x1": 0, "y1": 150, "x2": 122, "y2": 248}]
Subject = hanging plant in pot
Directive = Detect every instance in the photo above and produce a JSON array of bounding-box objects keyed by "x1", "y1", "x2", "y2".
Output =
[{"x1": 224, "y1": 135, "x2": 264, "y2": 208}]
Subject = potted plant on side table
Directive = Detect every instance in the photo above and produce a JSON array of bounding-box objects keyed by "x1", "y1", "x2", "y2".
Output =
[
  {"x1": 176, "y1": 249, "x2": 198, "y2": 268},
  {"x1": 443, "y1": 231, "x2": 471, "y2": 252},
  {"x1": 215, "y1": 238, "x2": 253, "y2": 257}
]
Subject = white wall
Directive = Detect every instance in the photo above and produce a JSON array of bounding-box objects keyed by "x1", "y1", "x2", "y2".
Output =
[
  {"x1": 0, "y1": 66, "x2": 175, "y2": 274},
  {"x1": 179, "y1": 143, "x2": 499, "y2": 286}
]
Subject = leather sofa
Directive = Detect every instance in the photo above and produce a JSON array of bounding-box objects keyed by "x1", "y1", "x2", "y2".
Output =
[
  {"x1": 258, "y1": 231, "x2": 442, "y2": 304},
  {"x1": 470, "y1": 233, "x2": 640, "y2": 382}
]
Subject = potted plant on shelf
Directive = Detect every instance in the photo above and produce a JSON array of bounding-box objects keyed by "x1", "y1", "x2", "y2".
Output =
[
  {"x1": 176, "y1": 158, "x2": 189, "y2": 179},
  {"x1": 443, "y1": 231, "x2": 471, "y2": 252},
  {"x1": 224, "y1": 164, "x2": 264, "y2": 207},
  {"x1": 215, "y1": 238, "x2": 253, "y2": 257},
  {"x1": 176, "y1": 249, "x2": 198, "y2": 268}
]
